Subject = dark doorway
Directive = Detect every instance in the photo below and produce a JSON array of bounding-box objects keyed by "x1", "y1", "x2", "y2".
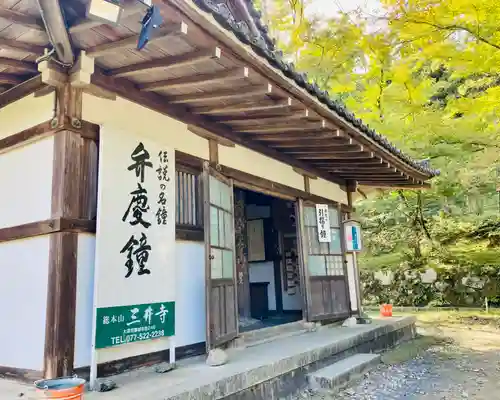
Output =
[{"x1": 234, "y1": 188, "x2": 303, "y2": 332}]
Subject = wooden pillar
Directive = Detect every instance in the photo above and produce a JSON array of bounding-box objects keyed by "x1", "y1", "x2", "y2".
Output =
[
  {"x1": 234, "y1": 189, "x2": 251, "y2": 318},
  {"x1": 43, "y1": 84, "x2": 98, "y2": 378}
]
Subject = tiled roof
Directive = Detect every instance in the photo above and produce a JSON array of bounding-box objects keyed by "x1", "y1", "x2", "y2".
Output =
[{"x1": 193, "y1": 0, "x2": 440, "y2": 178}]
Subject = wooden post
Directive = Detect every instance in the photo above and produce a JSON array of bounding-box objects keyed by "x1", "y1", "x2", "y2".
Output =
[{"x1": 43, "y1": 84, "x2": 98, "y2": 378}]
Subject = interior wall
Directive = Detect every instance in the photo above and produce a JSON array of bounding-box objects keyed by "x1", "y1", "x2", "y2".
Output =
[
  {"x1": 281, "y1": 275, "x2": 302, "y2": 311},
  {"x1": 0, "y1": 236, "x2": 50, "y2": 371},
  {"x1": 248, "y1": 261, "x2": 276, "y2": 311}
]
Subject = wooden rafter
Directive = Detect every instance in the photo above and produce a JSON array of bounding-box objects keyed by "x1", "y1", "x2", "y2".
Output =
[
  {"x1": 0, "y1": 38, "x2": 45, "y2": 55},
  {"x1": 0, "y1": 6, "x2": 45, "y2": 31},
  {"x1": 221, "y1": 110, "x2": 314, "y2": 124},
  {"x1": 169, "y1": 83, "x2": 272, "y2": 104},
  {"x1": 0, "y1": 75, "x2": 45, "y2": 109},
  {"x1": 140, "y1": 66, "x2": 248, "y2": 91},
  {"x1": 251, "y1": 132, "x2": 336, "y2": 142},
  {"x1": 0, "y1": 57, "x2": 37, "y2": 72},
  {"x1": 294, "y1": 152, "x2": 368, "y2": 159},
  {"x1": 238, "y1": 120, "x2": 326, "y2": 134},
  {"x1": 111, "y1": 47, "x2": 221, "y2": 78},
  {"x1": 86, "y1": 21, "x2": 188, "y2": 58},
  {"x1": 91, "y1": 69, "x2": 345, "y2": 186},
  {"x1": 287, "y1": 147, "x2": 366, "y2": 155},
  {"x1": 194, "y1": 98, "x2": 293, "y2": 115},
  {"x1": 266, "y1": 137, "x2": 351, "y2": 147},
  {"x1": 0, "y1": 73, "x2": 23, "y2": 85}
]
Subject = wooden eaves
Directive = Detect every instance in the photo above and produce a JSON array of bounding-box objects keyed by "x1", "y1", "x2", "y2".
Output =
[{"x1": 0, "y1": 0, "x2": 433, "y2": 190}]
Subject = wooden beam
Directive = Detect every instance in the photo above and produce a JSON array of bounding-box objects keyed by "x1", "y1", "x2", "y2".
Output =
[
  {"x1": 0, "y1": 73, "x2": 23, "y2": 86},
  {"x1": 111, "y1": 47, "x2": 221, "y2": 78},
  {"x1": 292, "y1": 167, "x2": 317, "y2": 179},
  {"x1": 193, "y1": 98, "x2": 293, "y2": 115},
  {"x1": 169, "y1": 83, "x2": 273, "y2": 104},
  {"x1": 0, "y1": 75, "x2": 45, "y2": 109},
  {"x1": 0, "y1": 218, "x2": 96, "y2": 243},
  {"x1": 0, "y1": 57, "x2": 37, "y2": 72},
  {"x1": 209, "y1": 139, "x2": 219, "y2": 164},
  {"x1": 0, "y1": 120, "x2": 53, "y2": 152},
  {"x1": 188, "y1": 125, "x2": 235, "y2": 147},
  {"x1": 0, "y1": 37, "x2": 45, "y2": 55},
  {"x1": 91, "y1": 70, "x2": 346, "y2": 186},
  {"x1": 140, "y1": 66, "x2": 248, "y2": 91},
  {"x1": 86, "y1": 21, "x2": 188, "y2": 58},
  {"x1": 0, "y1": 6, "x2": 45, "y2": 31}
]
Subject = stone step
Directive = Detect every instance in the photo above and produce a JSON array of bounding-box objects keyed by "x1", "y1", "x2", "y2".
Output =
[
  {"x1": 234, "y1": 320, "x2": 309, "y2": 349},
  {"x1": 308, "y1": 353, "x2": 381, "y2": 393}
]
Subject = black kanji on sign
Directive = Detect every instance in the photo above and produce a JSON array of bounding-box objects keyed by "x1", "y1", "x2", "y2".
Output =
[
  {"x1": 156, "y1": 165, "x2": 170, "y2": 182},
  {"x1": 156, "y1": 207, "x2": 168, "y2": 225},
  {"x1": 128, "y1": 142, "x2": 153, "y2": 183},
  {"x1": 120, "y1": 233, "x2": 152, "y2": 278},
  {"x1": 122, "y1": 183, "x2": 151, "y2": 229},
  {"x1": 158, "y1": 150, "x2": 168, "y2": 164}
]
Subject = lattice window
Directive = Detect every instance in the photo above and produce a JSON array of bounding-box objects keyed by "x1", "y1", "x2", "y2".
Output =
[
  {"x1": 303, "y1": 205, "x2": 344, "y2": 276},
  {"x1": 175, "y1": 166, "x2": 203, "y2": 229}
]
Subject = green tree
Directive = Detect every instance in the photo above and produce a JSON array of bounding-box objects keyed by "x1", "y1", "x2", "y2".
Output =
[{"x1": 261, "y1": 0, "x2": 500, "y2": 304}]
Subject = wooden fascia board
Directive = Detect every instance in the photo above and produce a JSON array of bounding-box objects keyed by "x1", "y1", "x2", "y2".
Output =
[
  {"x1": 164, "y1": 0, "x2": 431, "y2": 182},
  {"x1": 91, "y1": 69, "x2": 347, "y2": 189}
]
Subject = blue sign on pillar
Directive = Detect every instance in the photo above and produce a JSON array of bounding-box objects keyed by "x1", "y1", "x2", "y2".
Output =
[{"x1": 344, "y1": 222, "x2": 362, "y2": 252}]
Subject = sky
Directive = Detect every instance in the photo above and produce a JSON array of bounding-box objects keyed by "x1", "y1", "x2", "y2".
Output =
[{"x1": 305, "y1": 0, "x2": 380, "y2": 18}]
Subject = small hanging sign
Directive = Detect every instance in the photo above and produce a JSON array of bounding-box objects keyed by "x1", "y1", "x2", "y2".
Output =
[
  {"x1": 315, "y1": 204, "x2": 331, "y2": 243},
  {"x1": 344, "y1": 220, "x2": 362, "y2": 252}
]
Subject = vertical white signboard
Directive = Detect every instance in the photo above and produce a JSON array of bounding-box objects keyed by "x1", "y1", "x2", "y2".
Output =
[
  {"x1": 90, "y1": 128, "x2": 176, "y2": 389},
  {"x1": 315, "y1": 204, "x2": 331, "y2": 243}
]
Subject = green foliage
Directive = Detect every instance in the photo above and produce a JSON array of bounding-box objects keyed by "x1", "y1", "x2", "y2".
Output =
[{"x1": 262, "y1": 0, "x2": 500, "y2": 304}]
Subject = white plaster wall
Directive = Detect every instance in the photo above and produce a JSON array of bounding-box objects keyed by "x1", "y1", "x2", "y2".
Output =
[
  {"x1": 174, "y1": 241, "x2": 206, "y2": 347},
  {"x1": 219, "y1": 145, "x2": 305, "y2": 191},
  {"x1": 310, "y1": 177, "x2": 348, "y2": 205},
  {"x1": 0, "y1": 136, "x2": 54, "y2": 229},
  {"x1": 74, "y1": 234, "x2": 96, "y2": 368},
  {"x1": 249, "y1": 261, "x2": 276, "y2": 311},
  {"x1": 0, "y1": 93, "x2": 55, "y2": 141},
  {"x1": 73, "y1": 239, "x2": 206, "y2": 367},
  {"x1": 0, "y1": 236, "x2": 50, "y2": 371},
  {"x1": 82, "y1": 94, "x2": 209, "y2": 160}
]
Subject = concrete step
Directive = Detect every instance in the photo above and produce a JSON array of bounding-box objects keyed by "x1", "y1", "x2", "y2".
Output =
[
  {"x1": 308, "y1": 353, "x2": 381, "y2": 393},
  {"x1": 234, "y1": 320, "x2": 309, "y2": 349}
]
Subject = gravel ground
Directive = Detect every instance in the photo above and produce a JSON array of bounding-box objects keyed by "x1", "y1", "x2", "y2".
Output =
[{"x1": 297, "y1": 314, "x2": 500, "y2": 400}]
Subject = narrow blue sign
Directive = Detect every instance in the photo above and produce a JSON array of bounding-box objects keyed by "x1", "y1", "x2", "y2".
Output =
[{"x1": 351, "y1": 226, "x2": 359, "y2": 251}]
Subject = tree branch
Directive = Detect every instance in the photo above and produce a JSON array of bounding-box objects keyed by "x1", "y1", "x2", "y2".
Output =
[{"x1": 403, "y1": 18, "x2": 500, "y2": 51}]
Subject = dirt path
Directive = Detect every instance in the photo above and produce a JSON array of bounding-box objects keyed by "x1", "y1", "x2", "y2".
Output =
[{"x1": 298, "y1": 313, "x2": 500, "y2": 400}]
